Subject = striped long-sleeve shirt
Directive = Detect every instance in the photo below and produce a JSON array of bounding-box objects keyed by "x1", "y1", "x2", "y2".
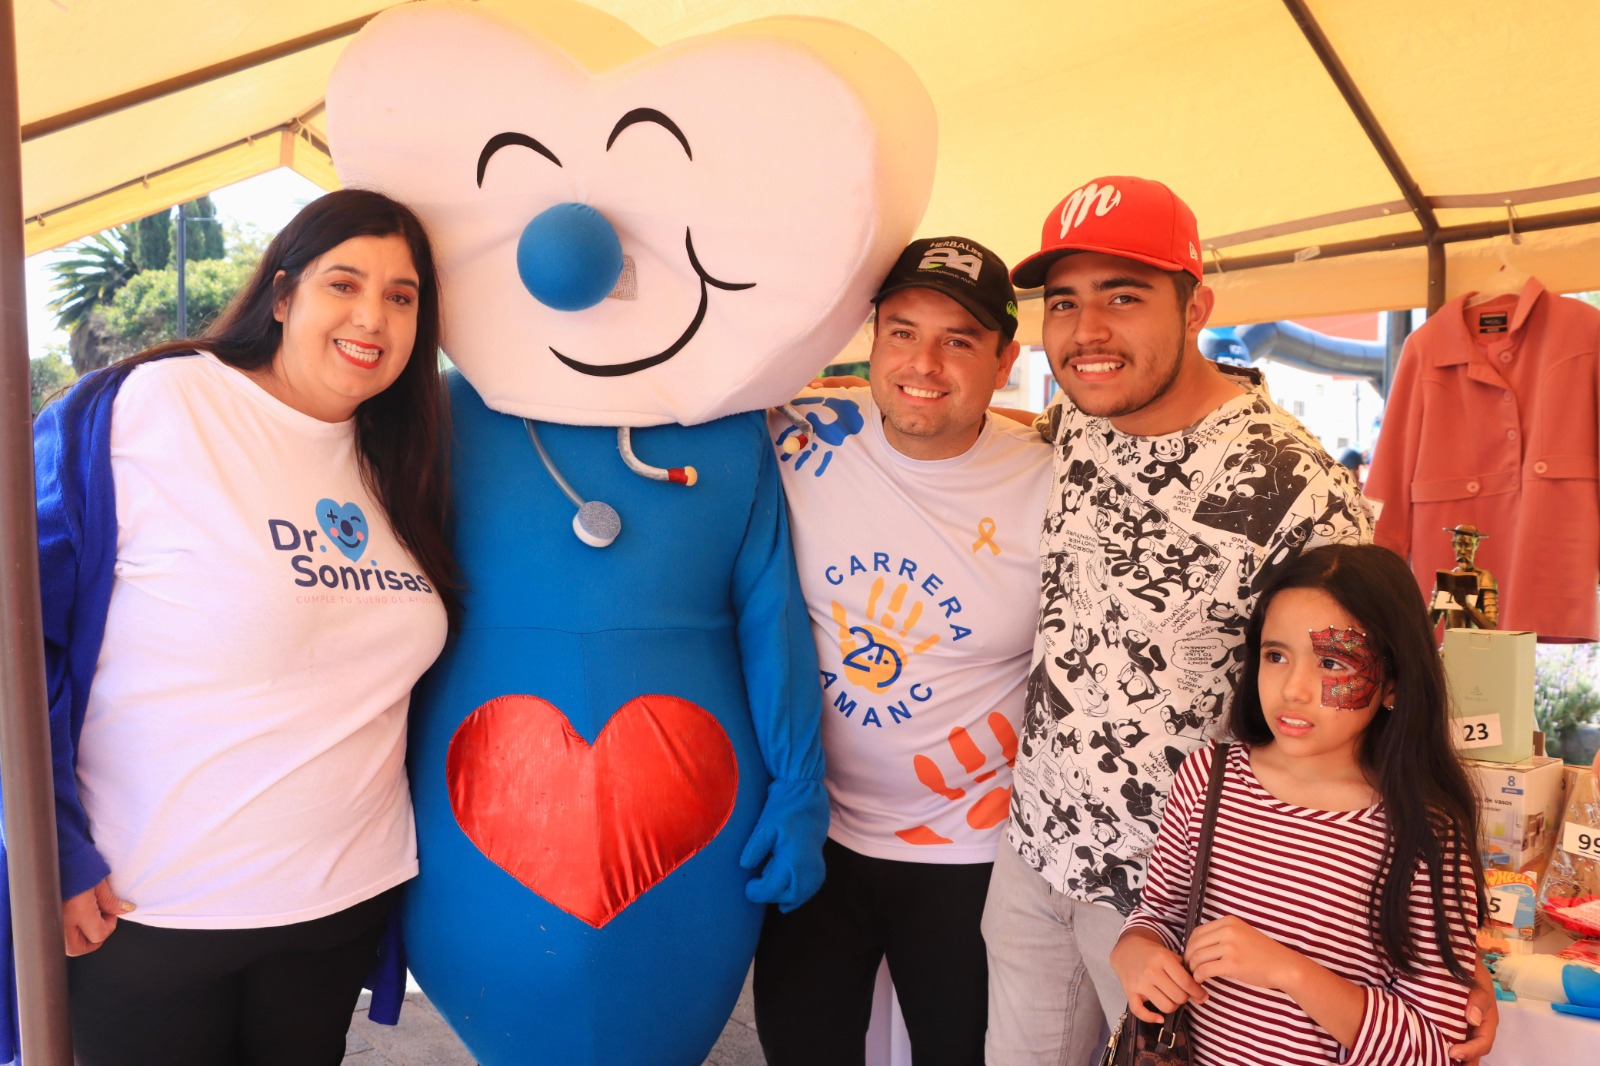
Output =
[{"x1": 1122, "y1": 742, "x2": 1478, "y2": 1066}]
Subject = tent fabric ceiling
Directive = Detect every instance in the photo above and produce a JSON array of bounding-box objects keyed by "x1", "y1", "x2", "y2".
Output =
[{"x1": 16, "y1": 0, "x2": 1600, "y2": 330}]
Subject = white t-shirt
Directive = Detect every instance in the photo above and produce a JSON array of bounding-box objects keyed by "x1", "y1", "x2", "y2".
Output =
[
  {"x1": 773, "y1": 387, "x2": 1051, "y2": 863},
  {"x1": 1008, "y1": 370, "x2": 1372, "y2": 912},
  {"x1": 79, "y1": 352, "x2": 447, "y2": 928}
]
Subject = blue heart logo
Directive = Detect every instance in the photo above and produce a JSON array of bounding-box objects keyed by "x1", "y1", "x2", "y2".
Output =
[{"x1": 316, "y1": 498, "x2": 369, "y2": 562}]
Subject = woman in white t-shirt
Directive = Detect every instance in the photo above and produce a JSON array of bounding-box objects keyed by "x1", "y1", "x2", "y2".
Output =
[{"x1": 32, "y1": 189, "x2": 457, "y2": 1065}]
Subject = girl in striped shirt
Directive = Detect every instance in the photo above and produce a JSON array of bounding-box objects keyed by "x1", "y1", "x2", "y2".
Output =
[{"x1": 1112, "y1": 544, "x2": 1487, "y2": 1065}]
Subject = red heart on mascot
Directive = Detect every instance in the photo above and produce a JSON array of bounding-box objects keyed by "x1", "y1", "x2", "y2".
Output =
[{"x1": 447, "y1": 693, "x2": 738, "y2": 928}]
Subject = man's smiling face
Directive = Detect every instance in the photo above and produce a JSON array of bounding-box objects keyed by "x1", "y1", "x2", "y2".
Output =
[
  {"x1": 868, "y1": 287, "x2": 1018, "y2": 461},
  {"x1": 1041, "y1": 251, "x2": 1212, "y2": 436}
]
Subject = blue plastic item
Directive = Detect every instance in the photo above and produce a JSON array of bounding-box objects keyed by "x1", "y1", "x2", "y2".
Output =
[{"x1": 1563, "y1": 963, "x2": 1600, "y2": 1008}]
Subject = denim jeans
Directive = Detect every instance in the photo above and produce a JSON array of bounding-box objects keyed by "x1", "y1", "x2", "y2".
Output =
[{"x1": 981, "y1": 841, "x2": 1128, "y2": 1066}]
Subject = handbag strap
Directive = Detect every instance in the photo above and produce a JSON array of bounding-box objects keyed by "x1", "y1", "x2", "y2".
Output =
[{"x1": 1180, "y1": 742, "x2": 1230, "y2": 941}]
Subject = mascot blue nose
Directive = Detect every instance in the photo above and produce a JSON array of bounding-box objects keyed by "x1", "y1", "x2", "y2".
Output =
[{"x1": 516, "y1": 202, "x2": 624, "y2": 312}]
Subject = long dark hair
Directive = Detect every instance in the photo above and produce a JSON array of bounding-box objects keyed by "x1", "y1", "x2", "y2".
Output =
[
  {"x1": 132, "y1": 188, "x2": 459, "y2": 618},
  {"x1": 1225, "y1": 544, "x2": 1483, "y2": 980}
]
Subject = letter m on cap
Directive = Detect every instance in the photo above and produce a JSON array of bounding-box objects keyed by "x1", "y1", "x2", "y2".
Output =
[
  {"x1": 1059, "y1": 182, "x2": 1122, "y2": 238},
  {"x1": 919, "y1": 246, "x2": 983, "y2": 280}
]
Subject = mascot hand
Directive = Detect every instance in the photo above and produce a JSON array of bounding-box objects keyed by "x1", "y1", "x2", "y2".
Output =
[{"x1": 739, "y1": 778, "x2": 828, "y2": 912}]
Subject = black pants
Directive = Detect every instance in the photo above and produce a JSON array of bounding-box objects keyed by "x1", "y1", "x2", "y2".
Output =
[
  {"x1": 68, "y1": 887, "x2": 398, "y2": 1066},
  {"x1": 754, "y1": 839, "x2": 994, "y2": 1066}
]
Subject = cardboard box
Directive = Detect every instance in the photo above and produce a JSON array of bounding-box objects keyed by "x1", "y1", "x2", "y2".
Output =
[
  {"x1": 1479, "y1": 867, "x2": 1547, "y2": 946},
  {"x1": 1444, "y1": 628, "x2": 1536, "y2": 763},
  {"x1": 1468, "y1": 755, "x2": 1568, "y2": 871}
]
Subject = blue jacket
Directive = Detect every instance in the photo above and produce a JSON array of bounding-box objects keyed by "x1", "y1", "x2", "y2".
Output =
[{"x1": 4, "y1": 357, "x2": 405, "y2": 1065}]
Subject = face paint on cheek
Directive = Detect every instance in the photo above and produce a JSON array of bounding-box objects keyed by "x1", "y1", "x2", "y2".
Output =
[{"x1": 1309, "y1": 626, "x2": 1382, "y2": 710}]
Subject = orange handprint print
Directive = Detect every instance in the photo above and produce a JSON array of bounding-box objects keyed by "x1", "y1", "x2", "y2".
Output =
[
  {"x1": 896, "y1": 712, "x2": 1020, "y2": 845},
  {"x1": 831, "y1": 576, "x2": 940, "y2": 692}
]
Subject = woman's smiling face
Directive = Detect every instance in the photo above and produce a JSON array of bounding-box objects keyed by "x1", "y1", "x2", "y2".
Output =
[{"x1": 267, "y1": 234, "x2": 420, "y2": 422}]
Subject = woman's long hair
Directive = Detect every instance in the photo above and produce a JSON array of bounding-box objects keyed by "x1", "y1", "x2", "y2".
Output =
[
  {"x1": 1225, "y1": 544, "x2": 1483, "y2": 980},
  {"x1": 133, "y1": 188, "x2": 458, "y2": 618}
]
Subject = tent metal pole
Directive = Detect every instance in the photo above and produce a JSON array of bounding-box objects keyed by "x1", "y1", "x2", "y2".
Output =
[
  {"x1": 1191, "y1": 203, "x2": 1600, "y2": 275},
  {"x1": 21, "y1": 11, "x2": 382, "y2": 142},
  {"x1": 1425, "y1": 240, "x2": 1446, "y2": 315},
  {"x1": 0, "y1": 0, "x2": 74, "y2": 1061},
  {"x1": 1280, "y1": 0, "x2": 1440, "y2": 239},
  {"x1": 1281, "y1": 0, "x2": 1451, "y2": 310}
]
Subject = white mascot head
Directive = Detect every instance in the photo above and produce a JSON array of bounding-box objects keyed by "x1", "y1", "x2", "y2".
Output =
[{"x1": 327, "y1": 0, "x2": 937, "y2": 427}]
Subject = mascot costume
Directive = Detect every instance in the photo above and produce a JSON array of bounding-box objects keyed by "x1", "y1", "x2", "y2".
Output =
[{"x1": 326, "y1": 3, "x2": 936, "y2": 1063}]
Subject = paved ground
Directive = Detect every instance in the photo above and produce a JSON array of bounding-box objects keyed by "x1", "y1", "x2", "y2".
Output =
[{"x1": 342, "y1": 970, "x2": 766, "y2": 1066}]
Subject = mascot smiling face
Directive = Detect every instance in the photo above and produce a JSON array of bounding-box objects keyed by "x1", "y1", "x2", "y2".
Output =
[{"x1": 329, "y1": 0, "x2": 936, "y2": 426}]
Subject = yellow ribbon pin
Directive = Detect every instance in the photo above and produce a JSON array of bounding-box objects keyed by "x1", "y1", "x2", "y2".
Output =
[{"x1": 972, "y1": 517, "x2": 1000, "y2": 556}]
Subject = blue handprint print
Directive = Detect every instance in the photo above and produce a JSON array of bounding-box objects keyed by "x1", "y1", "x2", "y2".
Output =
[{"x1": 776, "y1": 396, "x2": 866, "y2": 476}]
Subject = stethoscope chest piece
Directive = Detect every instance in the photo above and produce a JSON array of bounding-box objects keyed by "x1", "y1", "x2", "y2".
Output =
[
  {"x1": 574, "y1": 500, "x2": 622, "y2": 548},
  {"x1": 524, "y1": 418, "x2": 695, "y2": 549}
]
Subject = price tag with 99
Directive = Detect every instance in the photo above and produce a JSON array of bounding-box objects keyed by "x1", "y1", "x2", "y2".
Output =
[{"x1": 1562, "y1": 821, "x2": 1600, "y2": 862}]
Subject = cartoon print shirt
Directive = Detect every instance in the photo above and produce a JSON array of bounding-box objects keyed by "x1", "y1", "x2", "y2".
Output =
[
  {"x1": 773, "y1": 387, "x2": 1050, "y2": 862},
  {"x1": 82, "y1": 352, "x2": 446, "y2": 928},
  {"x1": 1007, "y1": 367, "x2": 1372, "y2": 912}
]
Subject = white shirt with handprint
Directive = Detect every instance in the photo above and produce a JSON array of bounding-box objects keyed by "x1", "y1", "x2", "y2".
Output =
[{"x1": 772, "y1": 387, "x2": 1050, "y2": 863}]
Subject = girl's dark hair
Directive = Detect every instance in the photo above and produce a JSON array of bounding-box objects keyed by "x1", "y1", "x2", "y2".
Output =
[
  {"x1": 1225, "y1": 544, "x2": 1483, "y2": 980},
  {"x1": 133, "y1": 188, "x2": 458, "y2": 618}
]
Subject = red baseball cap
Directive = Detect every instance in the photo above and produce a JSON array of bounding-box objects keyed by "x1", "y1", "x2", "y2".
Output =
[{"x1": 1010, "y1": 176, "x2": 1203, "y2": 289}]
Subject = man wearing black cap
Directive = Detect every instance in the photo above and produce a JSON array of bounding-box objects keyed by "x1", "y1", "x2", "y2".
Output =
[{"x1": 755, "y1": 237, "x2": 1051, "y2": 1065}]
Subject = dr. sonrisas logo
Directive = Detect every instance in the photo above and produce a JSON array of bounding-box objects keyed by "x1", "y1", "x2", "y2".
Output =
[
  {"x1": 775, "y1": 396, "x2": 865, "y2": 478},
  {"x1": 317, "y1": 498, "x2": 368, "y2": 561},
  {"x1": 264, "y1": 498, "x2": 434, "y2": 596}
]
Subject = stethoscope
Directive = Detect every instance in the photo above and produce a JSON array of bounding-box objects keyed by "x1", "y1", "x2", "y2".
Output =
[{"x1": 523, "y1": 406, "x2": 812, "y2": 548}]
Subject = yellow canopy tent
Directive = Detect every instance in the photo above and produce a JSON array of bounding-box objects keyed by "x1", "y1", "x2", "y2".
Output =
[
  {"x1": 15, "y1": 0, "x2": 1600, "y2": 335},
  {"x1": 5, "y1": 2, "x2": 1600, "y2": 1062}
]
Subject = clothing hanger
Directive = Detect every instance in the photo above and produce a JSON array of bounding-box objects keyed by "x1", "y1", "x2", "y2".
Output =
[{"x1": 1465, "y1": 207, "x2": 1531, "y2": 308}]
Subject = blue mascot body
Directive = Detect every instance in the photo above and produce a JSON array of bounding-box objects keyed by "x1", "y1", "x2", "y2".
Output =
[{"x1": 408, "y1": 379, "x2": 816, "y2": 1063}]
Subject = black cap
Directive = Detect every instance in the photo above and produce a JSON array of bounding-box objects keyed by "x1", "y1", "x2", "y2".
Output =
[{"x1": 873, "y1": 237, "x2": 1019, "y2": 341}]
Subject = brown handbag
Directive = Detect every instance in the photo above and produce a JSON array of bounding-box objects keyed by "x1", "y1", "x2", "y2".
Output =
[{"x1": 1100, "y1": 742, "x2": 1230, "y2": 1066}]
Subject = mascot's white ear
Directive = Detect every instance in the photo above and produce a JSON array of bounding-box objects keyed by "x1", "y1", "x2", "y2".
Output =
[{"x1": 328, "y1": 0, "x2": 936, "y2": 427}]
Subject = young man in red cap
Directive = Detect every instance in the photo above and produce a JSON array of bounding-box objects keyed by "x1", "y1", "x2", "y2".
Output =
[
  {"x1": 758, "y1": 237, "x2": 1051, "y2": 1065},
  {"x1": 982, "y1": 176, "x2": 1382, "y2": 1064},
  {"x1": 986, "y1": 176, "x2": 1501, "y2": 1066}
]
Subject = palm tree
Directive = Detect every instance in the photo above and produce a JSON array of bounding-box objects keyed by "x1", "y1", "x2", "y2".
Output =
[{"x1": 48, "y1": 226, "x2": 138, "y2": 374}]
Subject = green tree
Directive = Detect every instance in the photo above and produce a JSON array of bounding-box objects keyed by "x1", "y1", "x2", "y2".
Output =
[
  {"x1": 48, "y1": 228, "x2": 138, "y2": 375},
  {"x1": 98, "y1": 256, "x2": 255, "y2": 355},
  {"x1": 29, "y1": 345, "x2": 77, "y2": 414},
  {"x1": 175, "y1": 195, "x2": 226, "y2": 262},
  {"x1": 131, "y1": 209, "x2": 172, "y2": 272}
]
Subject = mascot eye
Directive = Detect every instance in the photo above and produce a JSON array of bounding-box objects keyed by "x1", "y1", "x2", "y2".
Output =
[
  {"x1": 477, "y1": 132, "x2": 562, "y2": 186},
  {"x1": 605, "y1": 108, "x2": 693, "y2": 160}
]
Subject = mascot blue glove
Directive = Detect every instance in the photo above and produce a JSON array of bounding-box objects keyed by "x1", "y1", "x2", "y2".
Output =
[
  {"x1": 327, "y1": 3, "x2": 935, "y2": 1064},
  {"x1": 741, "y1": 778, "x2": 829, "y2": 911}
]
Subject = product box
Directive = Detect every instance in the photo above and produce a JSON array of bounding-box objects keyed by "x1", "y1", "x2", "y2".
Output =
[
  {"x1": 1443, "y1": 628, "x2": 1536, "y2": 763},
  {"x1": 1477, "y1": 867, "x2": 1548, "y2": 951},
  {"x1": 1468, "y1": 755, "x2": 1568, "y2": 871}
]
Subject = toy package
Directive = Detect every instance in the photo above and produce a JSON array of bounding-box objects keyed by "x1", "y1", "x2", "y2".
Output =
[
  {"x1": 1539, "y1": 767, "x2": 1600, "y2": 938},
  {"x1": 1478, "y1": 866, "x2": 1547, "y2": 954}
]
